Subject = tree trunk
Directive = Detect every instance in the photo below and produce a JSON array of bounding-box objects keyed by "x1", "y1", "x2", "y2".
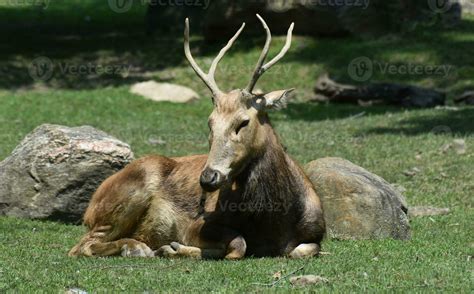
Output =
[{"x1": 313, "y1": 74, "x2": 445, "y2": 108}]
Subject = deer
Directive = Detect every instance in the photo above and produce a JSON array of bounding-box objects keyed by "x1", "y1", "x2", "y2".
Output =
[{"x1": 68, "y1": 15, "x2": 325, "y2": 259}]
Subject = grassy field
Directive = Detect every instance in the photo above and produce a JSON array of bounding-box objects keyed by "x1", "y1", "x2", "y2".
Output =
[{"x1": 0, "y1": 1, "x2": 473, "y2": 292}]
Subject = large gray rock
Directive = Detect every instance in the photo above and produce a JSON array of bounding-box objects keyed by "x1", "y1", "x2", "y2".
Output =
[
  {"x1": 0, "y1": 124, "x2": 133, "y2": 223},
  {"x1": 305, "y1": 157, "x2": 410, "y2": 240}
]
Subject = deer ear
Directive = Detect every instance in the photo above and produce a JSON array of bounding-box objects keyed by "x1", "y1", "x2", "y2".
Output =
[{"x1": 261, "y1": 89, "x2": 294, "y2": 110}]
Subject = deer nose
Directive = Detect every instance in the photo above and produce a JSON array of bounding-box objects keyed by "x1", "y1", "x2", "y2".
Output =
[{"x1": 200, "y1": 168, "x2": 222, "y2": 192}]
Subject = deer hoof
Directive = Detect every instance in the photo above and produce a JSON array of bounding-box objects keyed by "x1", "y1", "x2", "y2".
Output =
[
  {"x1": 170, "y1": 242, "x2": 182, "y2": 251},
  {"x1": 121, "y1": 243, "x2": 154, "y2": 257},
  {"x1": 156, "y1": 245, "x2": 178, "y2": 258}
]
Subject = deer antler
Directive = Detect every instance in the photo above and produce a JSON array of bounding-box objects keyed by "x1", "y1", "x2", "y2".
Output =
[
  {"x1": 245, "y1": 14, "x2": 294, "y2": 93},
  {"x1": 184, "y1": 18, "x2": 245, "y2": 98}
]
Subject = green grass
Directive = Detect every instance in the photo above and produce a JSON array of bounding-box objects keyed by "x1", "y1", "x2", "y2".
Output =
[{"x1": 0, "y1": 1, "x2": 473, "y2": 292}]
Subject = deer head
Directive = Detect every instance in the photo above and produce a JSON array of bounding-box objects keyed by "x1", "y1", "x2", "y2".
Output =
[{"x1": 185, "y1": 15, "x2": 294, "y2": 192}]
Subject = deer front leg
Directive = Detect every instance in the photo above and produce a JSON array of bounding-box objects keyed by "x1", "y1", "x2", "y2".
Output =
[
  {"x1": 288, "y1": 243, "x2": 320, "y2": 258},
  {"x1": 156, "y1": 237, "x2": 246, "y2": 260},
  {"x1": 155, "y1": 242, "x2": 225, "y2": 259},
  {"x1": 69, "y1": 226, "x2": 154, "y2": 257},
  {"x1": 70, "y1": 237, "x2": 154, "y2": 257},
  {"x1": 156, "y1": 218, "x2": 247, "y2": 260}
]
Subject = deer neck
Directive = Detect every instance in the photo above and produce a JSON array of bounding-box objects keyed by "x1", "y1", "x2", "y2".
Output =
[{"x1": 234, "y1": 122, "x2": 300, "y2": 211}]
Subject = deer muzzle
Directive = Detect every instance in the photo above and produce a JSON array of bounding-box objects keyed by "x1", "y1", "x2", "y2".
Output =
[{"x1": 200, "y1": 167, "x2": 224, "y2": 192}]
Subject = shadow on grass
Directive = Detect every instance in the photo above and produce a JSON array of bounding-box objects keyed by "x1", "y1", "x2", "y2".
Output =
[
  {"x1": 280, "y1": 102, "x2": 474, "y2": 136},
  {"x1": 0, "y1": 2, "x2": 473, "y2": 100},
  {"x1": 280, "y1": 103, "x2": 402, "y2": 121},
  {"x1": 364, "y1": 108, "x2": 474, "y2": 136}
]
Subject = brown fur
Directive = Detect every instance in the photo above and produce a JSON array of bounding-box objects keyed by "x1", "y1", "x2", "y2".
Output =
[
  {"x1": 69, "y1": 113, "x2": 325, "y2": 259},
  {"x1": 69, "y1": 16, "x2": 325, "y2": 259}
]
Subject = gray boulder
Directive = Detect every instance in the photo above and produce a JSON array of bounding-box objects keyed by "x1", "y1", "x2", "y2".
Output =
[
  {"x1": 305, "y1": 157, "x2": 410, "y2": 240},
  {"x1": 0, "y1": 124, "x2": 133, "y2": 223}
]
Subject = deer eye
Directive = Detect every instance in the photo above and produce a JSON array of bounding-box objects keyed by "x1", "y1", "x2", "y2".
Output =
[{"x1": 235, "y1": 119, "x2": 250, "y2": 135}]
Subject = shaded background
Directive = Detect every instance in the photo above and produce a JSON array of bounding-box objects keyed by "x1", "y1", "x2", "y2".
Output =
[{"x1": 0, "y1": 0, "x2": 472, "y2": 92}]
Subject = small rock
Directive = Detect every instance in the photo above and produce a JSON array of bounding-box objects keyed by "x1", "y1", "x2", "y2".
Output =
[
  {"x1": 453, "y1": 139, "x2": 466, "y2": 155},
  {"x1": 403, "y1": 170, "x2": 416, "y2": 177},
  {"x1": 130, "y1": 81, "x2": 199, "y2": 103},
  {"x1": 409, "y1": 206, "x2": 451, "y2": 218},
  {"x1": 439, "y1": 139, "x2": 467, "y2": 155},
  {"x1": 147, "y1": 137, "x2": 166, "y2": 146},
  {"x1": 65, "y1": 288, "x2": 88, "y2": 294},
  {"x1": 272, "y1": 271, "x2": 282, "y2": 280},
  {"x1": 403, "y1": 167, "x2": 420, "y2": 177},
  {"x1": 290, "y1": 275, "x2": 328, "y2": 287},
  {"x1": 440, "y1": 143, "x2": 452, "y2": 154}
]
